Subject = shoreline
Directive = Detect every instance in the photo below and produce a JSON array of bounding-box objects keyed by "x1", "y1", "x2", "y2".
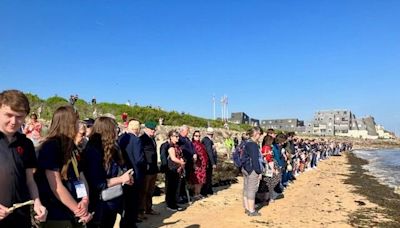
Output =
[
  {"x1": 109, "y1": 149, "x2": 400, "y2": 227},
  {"x1": 346, "y1": 152, "x2": 400, "y2": 227},
  {"x1": 134, "y1": 151, "x2": 399, "y2": 227},
  {"x1": 351, "y1": 147, "x2": 400, "y2": 190}
]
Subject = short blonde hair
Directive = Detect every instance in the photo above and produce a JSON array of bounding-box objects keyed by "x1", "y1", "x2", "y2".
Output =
[{"x1": 128, "y1": 119, "x2": 140, "y2": 130}]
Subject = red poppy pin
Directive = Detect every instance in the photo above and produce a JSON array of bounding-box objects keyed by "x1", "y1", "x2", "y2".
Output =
[
  {"x1": 16, "y1": 146, "x2": 24, "y2": 156},
  {"x1": 75, "y1": 153, "x2": 81, "y2": 162}
]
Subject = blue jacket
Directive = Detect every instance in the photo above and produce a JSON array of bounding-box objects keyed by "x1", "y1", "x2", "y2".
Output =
[
  {"x1": 273, "y1": 143, "x2": 285, "y2": 167},
  {"x1": 242, "y1": 141, "x2": 263, "y2": 174},
  {"x1": 118, "y1": 133, "x2": 145, "y2": 182}
]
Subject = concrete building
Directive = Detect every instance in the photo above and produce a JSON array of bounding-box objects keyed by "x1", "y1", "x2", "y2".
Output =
[
  {"x1": 376, "y1": 125, "x2": 396, "y2": 139},
  {"x1": 229, "y1": 112, "x2": 250, "y2": 125},
  {"x1": 311, "y1": 109, "x2": 357, "y2": 136},
  {"x1": 260, "y1": 118, "x2": 305, "y2": 133},
  {"x1": 230, "y1": 109, "x2": 395, "y2": 139},
  {"x1": 339, "y1": 116, "x2": 390, "y2": 139},
  {"x1": 310, "y1": 110, "x2": 394, "y2": 139},
  {"x1": 250, "y1": 118, "x2": 260, "y2": 126}
]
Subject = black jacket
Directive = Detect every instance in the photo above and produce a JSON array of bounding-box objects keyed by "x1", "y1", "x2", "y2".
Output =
[
  {"x1": 140, "y1": 133, "x2": 158, "y2": 174},
  {"x1": 201, "y1": 136, "x2": 217, "y2": 166},
  {"x1": 178, "y1": 135, "x2": 195, "y2": 161}
]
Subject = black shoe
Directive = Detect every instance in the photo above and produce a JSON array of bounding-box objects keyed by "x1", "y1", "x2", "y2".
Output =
[
  {"x1": 248, "y1": 211, "x2": 261, "y2": 216},
  {"x1": 177, "y1": 199, "x2": 187, "y2": 204},
  {"x1": 166, "y1": 206, "x2": 184, "y2": 212},
  {"x1": 166, "y1": 207, "x2": 178, "y2": 212},
  {"x1": 275, "y1": 193, "x2": 285, "y2": 200}
]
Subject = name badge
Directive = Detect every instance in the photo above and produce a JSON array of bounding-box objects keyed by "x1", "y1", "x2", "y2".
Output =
[{"x1": 74, "y1": 181, "x2": 88, "y2": 199}]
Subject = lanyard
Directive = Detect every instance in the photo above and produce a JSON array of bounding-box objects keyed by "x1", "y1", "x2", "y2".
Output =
[{"x1": 70, "y1": 150, "x2": 80, "y2": 180}]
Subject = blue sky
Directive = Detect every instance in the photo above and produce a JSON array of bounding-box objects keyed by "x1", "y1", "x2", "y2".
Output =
[{"x1": 1, "y1": 1, "x2": 399, "y2": 133}]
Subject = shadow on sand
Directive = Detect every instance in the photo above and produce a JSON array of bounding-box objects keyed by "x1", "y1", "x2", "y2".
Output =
[{"x1": 137, "y1": 181, "x2": 233, "y2": 227}]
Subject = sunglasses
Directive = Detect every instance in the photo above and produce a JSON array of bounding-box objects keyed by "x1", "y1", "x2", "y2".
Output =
[{"x1": 194, "y1": 135, "x2": 201, "y2": 137}]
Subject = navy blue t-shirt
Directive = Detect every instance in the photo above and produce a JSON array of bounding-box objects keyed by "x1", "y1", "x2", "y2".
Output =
[
  {"x1": 0, "y1": 132, "x2": 37, "y2": 227},
  {"x1": 35, "y1": 138, "x2": 81, "y2": 221}
]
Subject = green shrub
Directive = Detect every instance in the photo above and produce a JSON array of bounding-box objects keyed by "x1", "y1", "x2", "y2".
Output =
[{"x1": 23, "y1": 93, "x2": 250, "y2": 131}]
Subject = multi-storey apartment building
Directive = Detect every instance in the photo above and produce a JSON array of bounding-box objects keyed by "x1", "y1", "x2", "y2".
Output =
[
  {"x1": 260, "y1": 118, "x2": 304, "y2": 132},
  {"x1": 309, "y1": 109, "x2": 357, "y2": 136},
  {"x1": 229, "y1": 112, "x2": 250, "y2": 125},
  {"x1": 250, "y1": 118, "x2": 260, "y2": 126}
]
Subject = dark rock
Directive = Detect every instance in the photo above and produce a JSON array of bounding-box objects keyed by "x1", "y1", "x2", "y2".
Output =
[{"x1": 354, "y1": 200, "x2": 366, "y2": 206}]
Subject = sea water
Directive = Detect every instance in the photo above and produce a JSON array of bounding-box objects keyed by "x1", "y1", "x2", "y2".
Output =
[{"x1": 353, "y1": 149, "x2": 400, "y2": 190}]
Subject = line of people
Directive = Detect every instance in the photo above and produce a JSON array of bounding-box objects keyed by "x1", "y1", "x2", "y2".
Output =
[
  {"x1": 0, "y1": 89, "x2": 221, "y2": 228},
  {"x1": 239, "y1": 126, "x2": 352, "y2": 216},
  {"x1": 1, "y1": 89, "x2": 354, "y2": 226},
  {"x1": 159, "y1": 126, "x2": 217, "y2": 212}
]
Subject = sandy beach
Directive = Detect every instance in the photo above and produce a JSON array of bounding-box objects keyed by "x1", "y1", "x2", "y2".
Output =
[{"x1": 128, "y1": 152, "x2": 399, "y2": 228}]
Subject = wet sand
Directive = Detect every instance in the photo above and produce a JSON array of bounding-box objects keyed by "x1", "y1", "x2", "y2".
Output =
[{"x1": 345, "y1": 152, "x2": 400, "y2": 227}]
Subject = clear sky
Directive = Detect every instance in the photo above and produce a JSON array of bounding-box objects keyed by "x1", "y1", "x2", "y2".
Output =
[{"x1": 1, "y1": 1, "x2": 399, "y2": 133}]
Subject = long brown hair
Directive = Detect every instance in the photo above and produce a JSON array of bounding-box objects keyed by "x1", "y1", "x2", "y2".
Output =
[
  {"x1": 44, "y1": 105, "x2": 78, "y2": 180},
  {"x1": 90, "y1": 116, "x2": 123, "y2": 171}
]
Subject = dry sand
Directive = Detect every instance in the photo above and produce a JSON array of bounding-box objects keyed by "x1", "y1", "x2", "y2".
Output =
[{"x1": 131, "y1": 153, "x2": 384, "y2": 228}]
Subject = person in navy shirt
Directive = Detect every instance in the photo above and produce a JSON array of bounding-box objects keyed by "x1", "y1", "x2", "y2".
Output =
[
  {"x1": 35, "y1": 105, "x2": 92, "y2": 227},
  {"x1": 0, "y1": 90, "x2": 47, "y2": 227},
  {"x1": 241, "y1": 126, "x2": 263, "y2": 217},
  {"x1": 118, "y1": 119, "x2": 145, "y2": 227},
  {"x1": 82, "y1": 116, "x2": 133, "y2": 228}
]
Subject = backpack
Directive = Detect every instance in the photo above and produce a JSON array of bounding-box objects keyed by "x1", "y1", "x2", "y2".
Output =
[
  {"x1": 159, "y1": 141, "x2": 170, "y2": 173},
  {"x1": 232, "y1": 140, "x2": 247, "y2": 168}
]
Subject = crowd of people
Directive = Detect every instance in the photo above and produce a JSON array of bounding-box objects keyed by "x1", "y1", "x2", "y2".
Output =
[
  {"x1": 0, "y1": 89, "x2": 353, "y2": 227},
  {"x1": 239, "y1": 126, "x2": 352, "y2": 216},
  {"x1": 0, "y1": 89, "x2": 220, "y2": 228}
]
